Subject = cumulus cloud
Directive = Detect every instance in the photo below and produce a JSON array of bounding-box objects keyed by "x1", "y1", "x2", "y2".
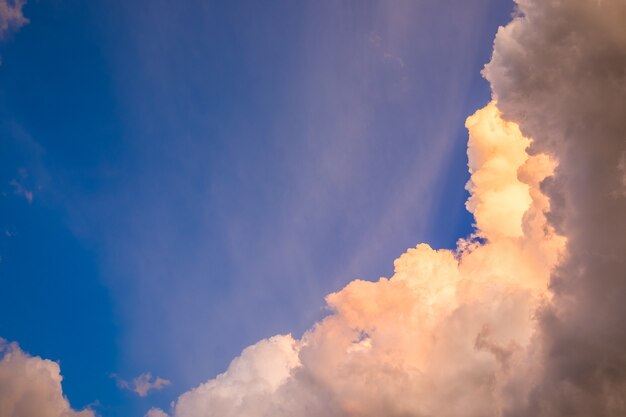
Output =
[
  {"x1": 484, "y1": 0, "x2": 626, "y2": 415},
  {"x1": 0, "y1": 339, "x2": 94, "y2": 417},
  {"x1": 113, "y1": 372, "x2": 171, "y2": 397},
  {"x1": 156, "y1": 101, "x2": 565, "y2": 417},
  {"x1": 4, "y1": 0, "x2": 617, "y2": 415},
  {"x1": 145, "y1": 408, "x2": 170, "y2": 417},
  {"x1": 134, "y1": 1, "x2": 626, "y2": 416},
  {"x1": 0, "y1": 0, "x2": 27, "y2": 40}
]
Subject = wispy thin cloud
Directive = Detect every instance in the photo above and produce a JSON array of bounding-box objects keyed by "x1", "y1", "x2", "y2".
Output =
[
  {"x1": 112, "y1": 372, "x2": 171, "y2": 397},
  {"x1": 9, "y1": 178, "x2": 33, "y2": 204},
  {"x1": 0, "y1": 0, "x2": 28, "y2": 41}
]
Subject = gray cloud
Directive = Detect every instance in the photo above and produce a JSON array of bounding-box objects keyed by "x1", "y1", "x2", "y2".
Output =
[{"x1": 484, "y1": 0, "x2": 626, "y2": 415}]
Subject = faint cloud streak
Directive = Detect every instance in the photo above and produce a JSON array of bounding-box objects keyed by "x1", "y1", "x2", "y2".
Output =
[
  {"x1": 9, "y1": 178, "x2": 33, "y2": 204},
  {"x1": 113, "y1": 372, "x2": 171, "y2": 397}
]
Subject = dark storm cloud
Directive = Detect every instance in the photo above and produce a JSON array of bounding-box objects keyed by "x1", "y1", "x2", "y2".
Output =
[{"x1": 485, "y1": 1, "x2": 626, "y2": 415}]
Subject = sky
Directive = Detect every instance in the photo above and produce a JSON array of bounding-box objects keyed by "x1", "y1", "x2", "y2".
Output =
[{"x1": 2, "y1": 1, "x2": 626, "y2": 417}]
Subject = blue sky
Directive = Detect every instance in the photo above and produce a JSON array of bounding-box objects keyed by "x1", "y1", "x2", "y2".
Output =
[{"x1": 1, "y1": 1, "x2": 513, "y2": 415}]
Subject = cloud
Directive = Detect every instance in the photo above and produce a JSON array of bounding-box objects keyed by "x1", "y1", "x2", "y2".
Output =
[
  {"x1": 157, "y1": 101, "x2": 565, "y2": 417},
  {"x1": 151, "y1": 3, "x2": 626, "y2": 409},
  {"x1": 82, "y1": 1, "x2": 503, "y2": 388},
  {"x1": 484, "y1": 0, "x2": 626, "y2": 415},
  {"x1": 0, "y1": 339, "x2": 95, "y2": 417},
  {"x1": 145, "y1": 408, "x2": 170, "y2": 417},
  {"x1": 114, "y1": 372, "x2": 171, "y2": 397},
  {"x1": 2, "y1": 0, "x2": 620, "y2": 416},
  {"x1": 9, "y1": 178, "x2": 33, "y2": 203},
  {"x1": 0, "y1": 0, "x2": 27, "y2": 40}
]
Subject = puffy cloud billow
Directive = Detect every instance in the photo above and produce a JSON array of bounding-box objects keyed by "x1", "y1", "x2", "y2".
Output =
[
  {"x1": 0, "y1": 339, "x2": 94, "y2": 417},
  {"x1": 484, "y1": 0, "x2": 626, "y2": 415},
  {"x1": 150, "y1": 0, "x2": 626, "y2": 416},
  {"x1": 153, "y1": 101, "x2": 565, "y2": 417}
]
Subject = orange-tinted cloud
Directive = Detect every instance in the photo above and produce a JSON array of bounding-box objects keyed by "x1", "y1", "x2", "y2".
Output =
[
  {"x1": 0, "y1": 339, "x2": 94, "y2": 417},
  {"x1": 152, "y1": 102, "x2": 565, "y2": 417}
]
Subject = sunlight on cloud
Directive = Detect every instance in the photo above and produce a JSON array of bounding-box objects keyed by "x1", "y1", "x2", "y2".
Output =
[
  {"x1": 151, "y1": 101, "x2": 565, "y2": 417},
  {"x1": 145, "y1": 2, "x2": 626, "y2": 409},
  {"x1": 0, "y1": 339, "x2": 94, "y2": 417}
]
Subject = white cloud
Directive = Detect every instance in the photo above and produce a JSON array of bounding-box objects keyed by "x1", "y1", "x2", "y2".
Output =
[
  {"x1": 0, "y1": 339, "x2": 95, "y2": 417},
  {"x1": 145, "y1": 408, "x2": 170, "y2": 417}
]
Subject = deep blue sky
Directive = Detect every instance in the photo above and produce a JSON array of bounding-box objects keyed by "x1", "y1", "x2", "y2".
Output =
[{"x1": 0, "y1": 1, "x2": 513, "y2": 415}]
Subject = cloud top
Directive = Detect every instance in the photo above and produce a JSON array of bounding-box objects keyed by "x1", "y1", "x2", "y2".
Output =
[
  {"x1": 0, "y1": 339, "x2": 94, "y2": 417},
  {"x1": 484, "y1": 0, "x2": 626, "y2": 415},
  {"x1": 154, "y1": 101, "x2": 565, "y2": 417}
]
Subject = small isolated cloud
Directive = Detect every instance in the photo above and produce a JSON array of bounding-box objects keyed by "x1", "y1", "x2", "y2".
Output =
[
  {"x1": 9, "y1": 178, "x2": 33, "y2": 203},
  {"x1": 145, "y1": 408, "x2": 170, "y2": 417},
  {"x1": 113, "y1": 372, "x2": 171, "y2": 397},
  {"x1": 0, "y1": 0, "x2": 28, "y2": 41}
]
